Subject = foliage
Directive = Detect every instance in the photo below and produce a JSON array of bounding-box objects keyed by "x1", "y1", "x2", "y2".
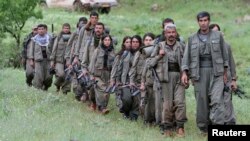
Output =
[{"x1": 0, "y1": 0, "x2": 42, "y2": 67}]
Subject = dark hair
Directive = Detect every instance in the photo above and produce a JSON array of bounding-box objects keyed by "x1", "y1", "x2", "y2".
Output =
[
  {"x1": 96, "y1": 22, "x2": 105, "y2": 29},
  {"x1": 209, "y1": 23, "x2": 220, "y2": 31},
  {"x1": 197, "y1": 11, "x2": 210, "y2": 21},
  {"x1": 90, "y1": 11, "x2": 99, "y2": 17},
  {"x1": 37, "y1": 24, "x2": 47, "y2": 29},
  {"x1": 101, "y1": 34, "x2": 113, "y2": 48},
  {"x1": 62, "y1": 23, "x2": 70, "y2": 28},
  {"x1": 117, "y1": 36, "x2": 131, "y2": 56},
  {"x1": 162, "y1": 18, "x2": 174, "y2": 28},
  {"x1": 79, "y1": 17, "x2": 88, "y2": 23},
  {"x1": 143, "y1": 32, "x2": 155, "y2": 41},
  {"x1": 131, "y1": 35, "x2": 142, "y2": 47}
]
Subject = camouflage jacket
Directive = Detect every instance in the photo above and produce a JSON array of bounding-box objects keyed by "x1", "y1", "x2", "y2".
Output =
[
  {"x1": 89, "y1": 46, "x2": 115, "y2": 77},
  {"x1": 50, "y1": 32, "x2": 72, "y2": 63},
  {"x1": 181, "y1": 30, "x2": 229, "y2": 80},
  {"x1": 150, "y1": 41, "x2": 184, "y2": 82}
]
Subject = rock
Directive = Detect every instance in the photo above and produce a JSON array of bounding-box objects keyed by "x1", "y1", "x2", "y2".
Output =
[{"x1": 151, "y1": 3, "x2": 159, "y2": 12}]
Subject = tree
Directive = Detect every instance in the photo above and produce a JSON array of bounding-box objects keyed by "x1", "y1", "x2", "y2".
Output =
[{"x1": 0, "y1": 0, "x2": 42, "y2": 48}]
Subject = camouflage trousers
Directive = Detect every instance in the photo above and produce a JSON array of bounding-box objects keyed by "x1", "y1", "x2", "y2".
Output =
[
  {"x1": 161, "y1": 72, "x2": 187, "y2": 130},
  {"x1": 94, "y1": 78, "x2": 109, "y2": 110},
  {"x1": 224, "y1": 81, "x2": 236, "y2": 125},
  {"x1": 116, "y1": 86, "x2": 140, "y2": 120},
  {"x1": 143, "y1": 86, "x2": 156, "y2": 123},
  {"x1": 153, "y1": 81, "x2": 163, "y2": 125},
  {"x1": 25, "y1": 60, "x2": 34, "y2": 86},
  {"x1": 33, "y1": 59, "x2": 53, "y2": 90},
  {"x1": 54, "y1": 63, "x2": 71, "y2": 93},
  {"x1": 193, "y1": 67, "x2": 225, "y2": 132}
]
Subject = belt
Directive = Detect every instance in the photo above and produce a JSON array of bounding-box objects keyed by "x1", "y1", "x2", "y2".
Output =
[
  {"x1": 200, "y1": 55, "x2": 212, "y2": 68},
  {"x1": 168, "y1": 62, "x2": 180, "y2": 72}
]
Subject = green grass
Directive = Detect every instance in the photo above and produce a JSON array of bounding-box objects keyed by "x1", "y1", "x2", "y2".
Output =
[{"x1": 1, "y1": 0, "x2": 250, "y2": 140}]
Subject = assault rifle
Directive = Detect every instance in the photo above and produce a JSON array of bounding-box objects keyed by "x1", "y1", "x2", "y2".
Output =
[
  {"x1": 224, "y1": 85, "x2": 248, "y2": 99},
  {"x1": 105, "y1": 84, "x2": 140, "y2": 97},
  {"x1": 73, "y1": 65, "x2": 97, "y2": 90},
  {"x1": 152, "y1": 68, "x2": 163, "y2": 101}
]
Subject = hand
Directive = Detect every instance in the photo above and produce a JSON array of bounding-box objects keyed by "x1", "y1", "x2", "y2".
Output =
[
  {"x1": 159, "y1": 49, "x2": 165, "y2": 57},
  {"x1": 29, "y1": 59, "x2": 34, "y2": 68},
  {"x1": 82, "y1": 69, "x2": 88, "y2": 76},
  {"x1": 140, "y1": 83, "x2": 145, "y2": 91},
  {"x1": 181, "y1": 71, "x2": 189, "y2": 88},
  {"x1": 50, "y1": 61, "x2": 55, "y2": 68},
  {"x1": 73, "y1": 57, "x2": 79, "y2": 65},
  {"x1": 68, "y1": 64, "x2": 73, "y2": 69},
  {"x1": 110, "y1": 80, "x2": 115, "y2": 87},
  {"x1": 231, "y1": 80, "x2": 237, "y2": 91}
]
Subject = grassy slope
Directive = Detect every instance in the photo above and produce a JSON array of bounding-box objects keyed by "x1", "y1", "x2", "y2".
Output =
[{"x1": 1, "y1": 0, "x2": 250, "y2": 140}]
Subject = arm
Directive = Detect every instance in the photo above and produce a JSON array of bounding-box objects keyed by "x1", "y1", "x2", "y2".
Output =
[
  {"x1": 148, "y1": 43, "x2": 163, "y2": 68},
  {"x1": 88, "y1": 48, "x2": 99, "y2": 76},
  {"x1": 81, "y1": 43, "x2": 90, "y2": 72},
  {"x1": 49, "y1": 36, "x2": 59, "y2": 62},
  {"x1": 74, "y1": 27, "x2": 85, "y2": 57},
  {"x1": 65, "y1": 32, "x2": 76, "y2": 64},
  {"x1": 110, "y1": 55, "x2": 120, "y2": 82},
  {"x1": 129, "y1": 51, "x2": 140, "y2": 84}
]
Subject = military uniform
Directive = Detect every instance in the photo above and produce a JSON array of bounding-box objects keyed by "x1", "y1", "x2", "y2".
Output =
[
  {"x1": 182, "y1": 30, "x2": 228, "y2": 132},
  {"x1": 27, "y1": 34, "x2": 53, "y2": 90},
  {"x1": 74, "y1": 26, "x2": 95, "y2": 101},
  {"x1": 22, "y1": 33, "x2": 35, "y2": 86},
  {"x1": 150, "y1": 41, "x2": 187, "y2": 131},
  {"x1": 81, "y1": 33, "x2": 103, "y2": 103},
  {"x1": 141, "y1": 58, "x2": 156, "y2": 124},
  {"x1": 224, "y1": 42, "x2": 236, "y2": 125},
  {"x1": 110, "y1": 51, "x2": 138, "y2": 119},
  {"x1": 50, "y1": 32, "x2": 72, "y2": 93},
  {"x1": 88, "y1": 46, "x2": 115, "y2": 112}
]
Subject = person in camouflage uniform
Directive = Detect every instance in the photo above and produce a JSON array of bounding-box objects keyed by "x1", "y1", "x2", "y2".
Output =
[
  {"x1": 87, "y1": 34, "x2": 115, "y2": 114},
  {"x1": 110, "y1": 36, "x2": 133, "y2": 118},
  {"x1": 21, "y1": 26, "x2": 38, "y2": 86},
  {"x1": 132, "y1": 33, "x2": 156, "y2": 125},
  {"x1": 155, "y1": 18, "x2": 185, "y2": 45},
  {"x1": 81, "y1": 22, "x2": 106, "y2": 109},
  {"x1": 150, "y1": 23, "x2": 187, "y2": 137},
  {"x1": 181, "y1": 11, "x2": 229, "y2": 135},
  {"x1": 27, "y1": 24, "x2": 53, "y2": 90},
  {"x1": 72, "y1": 11, "x2": 99, "y2": 101},
  {"x1": 113, "y1": 35, "x2": 142, "y2": 120},
  {"x1": 210, "y1": 23, "x2": 237, "y2": 125},
  {"x1": 66, "y1": 17, "x2": 88, "y2": 97},
  {"x1": 50, "y1": 23, "x2": 72, "y2": 94}
]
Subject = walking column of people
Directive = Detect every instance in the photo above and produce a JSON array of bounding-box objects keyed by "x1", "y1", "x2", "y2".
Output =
[{"x1": 21, "y1": 11, "x2": 238, "y2": 138}]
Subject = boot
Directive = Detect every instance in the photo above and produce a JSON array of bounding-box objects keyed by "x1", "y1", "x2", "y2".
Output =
[
  {"x1": 89, "y1": 103, "x2": 96, "y2": 111},
  {"x1": 164, "y1": 130, "x2": 173, "y2": 137},
  {"x1": 176, "y1": 128, "x2": 185, "y2": 138},
  {"x1": 101, "y1": 108, "x2": 110, "y2": 115}
]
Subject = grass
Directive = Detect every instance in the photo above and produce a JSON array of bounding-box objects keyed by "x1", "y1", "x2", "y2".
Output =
[{"x1": 1, "y1": 0, "x2": 250, "y2": 140}]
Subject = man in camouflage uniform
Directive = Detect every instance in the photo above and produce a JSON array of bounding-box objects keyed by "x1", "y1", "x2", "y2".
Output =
[
  {"x1": 155, "y1": 18, "x2": 185, "y2": 44},
  {"x1": 50, "y1": 23, "x2": 72, "y2": 94},
  {"x1": 21, "y1": 26, "x2": 38, "y2": 86},
  {"x1": 150, "y1": 23, "x2": 187, "y2": 137},
  {"x1": 27, "y1": 24, "x2": 53, "y2": 90},
  {"x1": 181, "y1": 11, "x2": 229, "y2": 134},
  {"x1": 66, "y1": 17, "x2": 88, "y2": 97},
  {"x1": 81, "y1": 22, "x2": 105, "y2": 109},
  {"x1": 72, "y1": 11, "x2": 99, "y2": 101},
  {"x1": 210, "y1": 23, "x2": 237, "y2": 125}
]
